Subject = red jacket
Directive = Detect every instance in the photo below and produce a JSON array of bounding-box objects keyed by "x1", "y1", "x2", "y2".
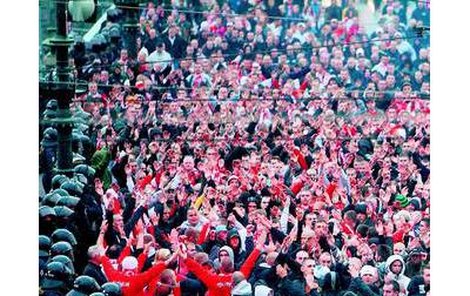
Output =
[
  {"x1": 102, "y1": 255, "x2": 167, "y2": 296},
  {"x1": 184, "y1": 248, "x2": 261, "y2": 296}
]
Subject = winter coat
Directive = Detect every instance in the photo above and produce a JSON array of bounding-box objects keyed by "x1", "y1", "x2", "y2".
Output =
[
  {"x1": 407, "y1": 275, "x2": 429, "y2": 296},
  {"x1": 91, "y1": 147, "x2": 112, "y2": 189},
  {"x1": 276, "y1": 276, "x2": 320, "y2": 296},
  {"x1": 347, "y1": 277, "x2": 380, "y2": 296},
  {"x1": 83, "y1": 261, "x2": 108, "y2": 285}
]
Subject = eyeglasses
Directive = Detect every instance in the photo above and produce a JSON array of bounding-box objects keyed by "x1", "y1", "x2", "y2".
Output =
[{"x1": 306, "y1": 264, "x2": 314, "y2": 268}]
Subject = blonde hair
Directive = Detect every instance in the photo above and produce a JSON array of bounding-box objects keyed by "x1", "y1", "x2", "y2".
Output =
[{"x1": 155, "y1": 248, "x2": 171, "y2": 261}]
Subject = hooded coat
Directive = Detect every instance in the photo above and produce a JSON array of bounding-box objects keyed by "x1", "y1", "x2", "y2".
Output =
[
  {"x1": 385, "y1": 255, "x2": 411, "y2": 293},
  {"x1": 213, "y1": 246, "x2": 237, "y2": 272},
  {"x1": 227, "y1": 229, "x2": 247, "y2": 269}
]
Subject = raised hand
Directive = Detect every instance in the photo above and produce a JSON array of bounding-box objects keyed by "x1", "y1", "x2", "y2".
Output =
[
  {"x1": 276, "y1": 264, "x2": 288, "y2": 279},
  {"x1": 255, "y1": 229, "x2": 268, "y2": 250}
]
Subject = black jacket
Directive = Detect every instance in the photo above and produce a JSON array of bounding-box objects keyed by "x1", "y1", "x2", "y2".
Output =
[
  {"x1": 276, "y1": 276, "x2": 320, "y2": 296},
  {"x1": 348, "y1": 277, "x2": 380, "y2": 296},
  {"x1": 163, "y1": 35, "x2": 187, "y2": 59},
  {"x1": 407, "y1": 275, "x2": 429, "y2": 296},
  {"x1": 83, "y1": 261, "x2": 108, "y2": 285}
]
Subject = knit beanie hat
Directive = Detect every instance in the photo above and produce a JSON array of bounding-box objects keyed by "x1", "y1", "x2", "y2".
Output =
[
  {"x1": 215, "y1": 225, "x2": 228, "y2": 233},
  {"x1": 395, "y1": 194, "x2": 410, "y2": 208},
  {"x1": 228, "y1": 228, "x2": 240, "y2": 240},
  {"x1": 122, "y1": 256, "x2": 138, "y2": 270},
  {"x1": 360, "y1": 265, "x2": 377, "y2": 277}
]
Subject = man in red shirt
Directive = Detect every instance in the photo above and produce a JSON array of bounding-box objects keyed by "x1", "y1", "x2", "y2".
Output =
[
  {"x1": 101, "y1": 250, "x2": 178, "y2": 296},
  {"x1": 177, "y1": 229, "x2": 267, "y2": 296}
]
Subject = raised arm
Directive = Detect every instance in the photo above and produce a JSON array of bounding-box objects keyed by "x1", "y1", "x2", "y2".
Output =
[
  {"x1": 178, "y1": 244, "x2": 214, "y2": 287},
  {"x1": 240, "y1": 229, "x2": 267, "y2": 278}
]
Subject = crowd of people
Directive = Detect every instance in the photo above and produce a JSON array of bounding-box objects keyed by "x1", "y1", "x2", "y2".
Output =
[{"x1": 39, "y1": 0, "x2": 430, "y2": 295}]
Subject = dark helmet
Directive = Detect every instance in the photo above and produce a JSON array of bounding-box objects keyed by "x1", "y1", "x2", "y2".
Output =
[
  {"x1": 43, "y1": 109, "x2": 57, "y2": 121},
  {"x1": 74, "y1": 173, "x2": 89, "y2": 186},
  {"x1": 39, "y1": 235, "x2": 52, "y2": 258},
  {"x1": 41, "y1": 127, "x2": 58, "y2": 147},
  {"x1": 79, "y1": 134, "x2": 91, "y2": 144},
  {"x1": 46, "y1": 99, "x2": 58, "y2": 111},
  {"x1": 74, "y1": 164, "x2": 96, "y2": 179},
  {"x1": 50, "y1": 255, "x2": 75, "y2": 274},
  {"x1": 50, "y1": 241, "x2": 74, "y2": 261},
  {"x1": 57, "y1": 196, "x2": 81, "y2": 209},
  {"x1": 53, "y1": 188, "x2": 70, "y2": 197},
  {"x1": 41, "y1": 261, "x2": 73, "y2": 290},
  {"x1": 41, "y1": 192, "x2": 62, "y2": 207},
  {"x1": 70, "y1": 275, "x2": 101, "y2": 295},
  {"x1": 61, "y1": 181, "x2": 84, "y2": 196},
  {"x1": 53, "y1": 205, "x2": 75, "y2": 219},
  {"x1": 73, "y1": 153, "x2": 87, "y2": 166},
  {"x1": 51, "y1": 229, "x2": 77, "y2": 246},
  {"x1": 43, "y1": 127, "x2": 58, "y2": 140},
  {"x1": 101, "y1": 282, "x2": 122, "y2": 296},
  {"x1": 52, "y1": 174, "x2": 70, "y2": 190},
  {"x1": 40, "y1": 205, "x2": 57, "y2": 219}
]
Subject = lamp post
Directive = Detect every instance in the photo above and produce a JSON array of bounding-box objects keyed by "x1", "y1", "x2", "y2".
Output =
[{"x1": 47, "y1": 0, "x2": 75, "y2": 176}]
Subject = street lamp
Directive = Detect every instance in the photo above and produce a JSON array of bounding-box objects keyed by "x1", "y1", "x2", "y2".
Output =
[
  {"x1": 46, "y1": 0, "x2": 75, "y2": 177},
  {"x1": 41, "y1": 0, "x2": 99, "y2": 177}
]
